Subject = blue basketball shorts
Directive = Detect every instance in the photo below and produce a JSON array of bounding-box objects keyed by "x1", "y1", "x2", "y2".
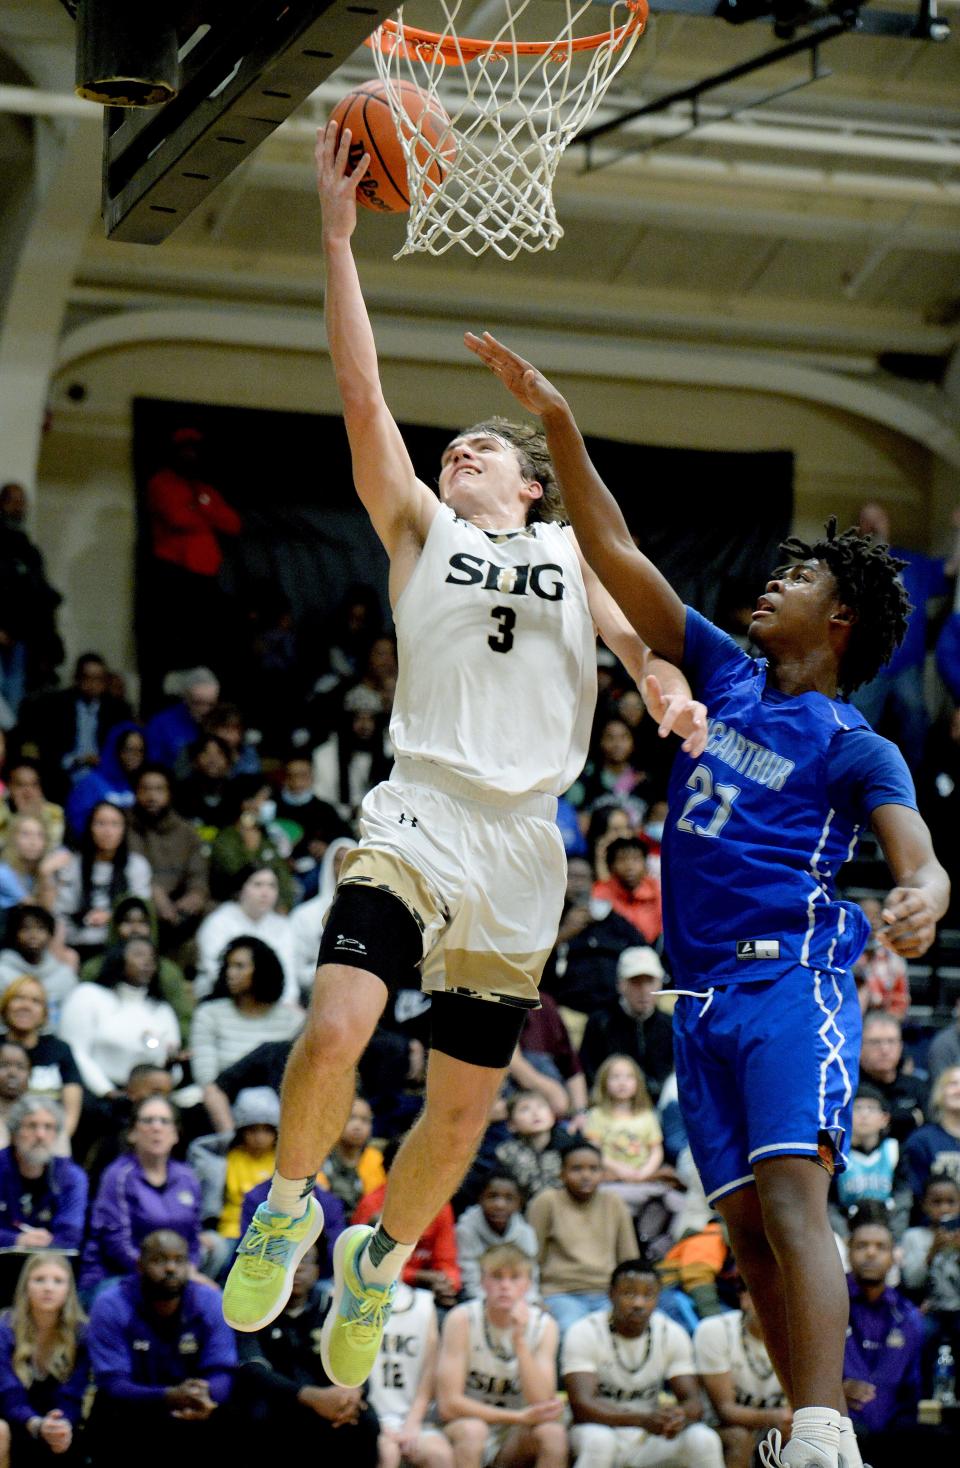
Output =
[{"x1": 672, "y1": 967, "x2": 862, "y2": 1208}]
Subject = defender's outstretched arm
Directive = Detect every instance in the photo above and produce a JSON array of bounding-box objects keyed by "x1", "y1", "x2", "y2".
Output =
[{"x1": 465, "y1": 331, "x2": 686, "y2": 663}]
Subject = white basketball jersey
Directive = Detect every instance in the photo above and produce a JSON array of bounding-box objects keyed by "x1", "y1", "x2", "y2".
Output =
[
  {"x1": 462, "y1": 1298, "x2": 549, "y2": 1410},
  {"x1": 560, "y1": 1310, "x2": 695, "y2": 1411},
  {"x1": 391, "y1": 506, "x2": 597, "y2": 797},
  {"x1": 369, "y1": 1284, "x2": 437, "y2": 1425},
  {"x1": 694, "y1": 1312, "x2": 785, "y2": 1411}
]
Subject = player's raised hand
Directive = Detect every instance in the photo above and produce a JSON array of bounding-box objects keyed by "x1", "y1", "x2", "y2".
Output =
[
  {"x1": 643, "y1": 673, "x2": 708, "y2": 757},
  {"x1": 316, "y1": 121, "x2": 369, "y2": 241},
  {"x1": 878, "y1": 886, "x2": 938, "y2": 958},
  {"x1": 464, "y1": 332, "x2": 566, "y2": 417}
]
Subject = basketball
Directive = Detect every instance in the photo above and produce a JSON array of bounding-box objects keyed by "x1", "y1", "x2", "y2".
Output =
[{"x1": 329, "y1": 78, "x2": 455, "y2": 215}]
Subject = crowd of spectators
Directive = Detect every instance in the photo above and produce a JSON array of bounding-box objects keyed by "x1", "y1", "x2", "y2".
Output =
[{"x1": 0, "y1": 484, "x2": 953, "y2": 1463}]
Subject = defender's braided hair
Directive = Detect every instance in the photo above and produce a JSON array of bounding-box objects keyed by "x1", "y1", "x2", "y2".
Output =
[{"x1": 776, "y1": 516, "x2": 911, "y2": 694}]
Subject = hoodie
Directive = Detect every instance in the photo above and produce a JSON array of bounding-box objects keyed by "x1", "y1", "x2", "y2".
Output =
[{"x1": 455, "y1": 1203, "x2": 540, "y2": 1299}]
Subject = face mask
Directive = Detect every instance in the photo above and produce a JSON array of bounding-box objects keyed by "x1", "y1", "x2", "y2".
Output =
[
  {"x1": 258, "y1": 800, "x2": 277, "y2": 825},
  {"x1": 282, "y1": 787, "x2": 313, "y2": 807},
  {"x1": 644, "y1": 822, "x2": 664, "y2": 843}
]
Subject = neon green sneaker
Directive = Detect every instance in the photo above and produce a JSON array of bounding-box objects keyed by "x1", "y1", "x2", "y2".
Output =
[
  {"x1": 222, "y1": 1196, "x2": 323, "y2": 1332},
  {"x1": 320, "y1": 1224, "x2": 397, "y2": 1387}
]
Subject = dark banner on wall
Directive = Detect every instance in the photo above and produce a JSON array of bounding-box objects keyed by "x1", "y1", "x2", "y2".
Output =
[{"x1": 132, "y1": 397, "x2": 792, "y2": 717}]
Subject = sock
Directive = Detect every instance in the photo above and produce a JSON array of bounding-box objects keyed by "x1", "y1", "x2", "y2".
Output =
[
  {"x1": 359, "y1": 1223, "x2": 415, "y2": 1287},
  {"x1": 266, "y1": 1172, "x2": 315, "y2": 1219},
  {"x1": 789, "y1": 1407, "x2": 841, "y2": 1464},
  {"x1": 837, "y1": 1418, "x2": 863, "y2": 1468}
]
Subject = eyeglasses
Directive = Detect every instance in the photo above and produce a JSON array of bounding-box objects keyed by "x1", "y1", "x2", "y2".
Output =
[{"x1": 138, "y1": 1116, "x2": 175, "y2": 1127}]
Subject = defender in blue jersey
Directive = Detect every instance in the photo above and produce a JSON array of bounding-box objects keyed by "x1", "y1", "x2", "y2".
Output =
[{"x1": 468, "y1": 333, "x2": 949, "y2": 1468}]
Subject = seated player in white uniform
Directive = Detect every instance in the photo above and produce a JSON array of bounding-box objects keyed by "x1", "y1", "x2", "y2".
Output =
[
  {"x1": 370, "y1": 1280, "x2": 453, "y2": 1468},
  {"x1": 694, "y1": 1279, "x2": 791, "y2": 1468},
  {"x1": 562, "y1": 1257, "x2": 724, "y2": 1468},
  {"x1": 437, "y1": 1243, "x2": 566, "y2": 1468}
]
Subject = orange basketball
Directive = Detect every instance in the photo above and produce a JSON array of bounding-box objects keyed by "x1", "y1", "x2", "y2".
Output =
[{"x1": 329, "y1": 78, "x2": 454, "y2": 214}]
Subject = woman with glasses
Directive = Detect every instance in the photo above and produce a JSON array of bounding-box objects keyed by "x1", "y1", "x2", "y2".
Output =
[{"x1": 79, "y1": 1092, "x2": 204, "y2": 1298}]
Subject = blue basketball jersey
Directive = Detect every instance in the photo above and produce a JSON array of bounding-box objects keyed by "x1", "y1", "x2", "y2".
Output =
[{"x1": 661, "y1": 609, "x2": 917, "y2": 987}]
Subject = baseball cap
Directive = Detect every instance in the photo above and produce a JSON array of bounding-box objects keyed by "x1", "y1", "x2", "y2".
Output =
[{"x1": 617, "y1": 946, "x2": 664, "y2": 983}]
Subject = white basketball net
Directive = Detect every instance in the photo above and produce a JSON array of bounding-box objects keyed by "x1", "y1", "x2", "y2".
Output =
[{"x1": 369, "y1": 0, "x2": 647, "y2": 259}]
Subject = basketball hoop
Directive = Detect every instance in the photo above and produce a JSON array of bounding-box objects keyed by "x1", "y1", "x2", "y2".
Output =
[{"x1": 365, "y1": 0, "x2": 648, "y2": 259}]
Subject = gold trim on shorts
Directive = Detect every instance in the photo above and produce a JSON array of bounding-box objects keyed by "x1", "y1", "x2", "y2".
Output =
[
  {"x1": 337, "y1": 847, "x2": 446, "y2": 935},
  {"x1": 425, "y1": 946, "x2": 551, "y2": 1009}
]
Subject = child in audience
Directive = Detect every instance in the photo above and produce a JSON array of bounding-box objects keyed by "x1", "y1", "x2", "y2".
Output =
[
  {"x1": 0, "y1": 1252, "x2": 89, "y2": 1465},
  {"x1": 831, "y1": 1084, "x2": 898, "y2": 1230},
  {"x1": 321, "y1": 1094, "x2": 386, "y2": 1212},
  {"x1": 527, "y1": 1142, "x2": 637, "y2": 1337},
  {"x1": 899, "y1": 1174, "x2": 960, "y2": 1302},
  {"x1": 189, "y1": 1086, "x2": 279, "y2": 1274},
  {"x1": 456, "y1": 1174, "x2": 539, "y2": 1300},
  {"x1": 495, "y1": 1092, "x2": 567, "y2": 1201}
]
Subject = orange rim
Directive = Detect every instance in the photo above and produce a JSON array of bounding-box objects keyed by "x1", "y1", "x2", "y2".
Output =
[{"x1": 366, "y1": 0, "x2": 647, "y2": 65}]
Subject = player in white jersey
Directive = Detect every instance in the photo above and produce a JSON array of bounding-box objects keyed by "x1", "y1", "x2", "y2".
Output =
[
  {"x1": 437, "y1": 1244, "x2": 565, "y2": 1468},
  {"x1": 370, "y1": 1283, "x2": 452, "y2": 1468},
  {"x1": 694, "y1": 1283, "x2": 790, "y2": 1468},
  {"x1": 223, "y1": 120, "x2": 708, "y2": 1387},
  {"x1": 562, "y1": 1258, "x2": 724, "y2": 1468}
]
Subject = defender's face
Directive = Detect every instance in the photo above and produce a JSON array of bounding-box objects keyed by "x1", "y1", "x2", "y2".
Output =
[
  {"x1": 749, "y1": 559, "x2": 844, "y2": 655},
  {"x1": 438, "y1": 433, "x2": 537, "y2": 521}
]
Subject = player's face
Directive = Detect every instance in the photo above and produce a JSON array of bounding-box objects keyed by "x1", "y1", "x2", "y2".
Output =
[
  {"x1": 610, "y1": 1273, "x2": 659, "y2": 1336},
  {"x1": 748, "y1": 559, "x2": 844, "y2": 655},
  {"x1": 848, "y1": 1225, "x2": 893, "y2": 1285},
  {"x1": 438, "y1": 433, "x2": 539, "y2": 524},
  {"x1": 481, "y1": 1266, "x2": 529, "y2": 1313}
]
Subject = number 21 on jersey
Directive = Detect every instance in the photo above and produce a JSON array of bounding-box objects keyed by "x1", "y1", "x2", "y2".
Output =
[{"x1": 676, "y1": 763, "x2": 741, "y2": 839}]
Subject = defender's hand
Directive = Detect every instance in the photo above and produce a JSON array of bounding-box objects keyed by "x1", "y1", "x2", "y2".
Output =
[
  {"x1": 316, "y1": 121, "x2": 370, "y2": 242},
  {"x1": 643, "y1": 673, "x2": 708, "y2": 757},
  {"x1": 464, "y1": 332, "x2": 567, "y2": 417},
  {"x1": 878, "y1": 886, "x2": 938, "y2": 958}
]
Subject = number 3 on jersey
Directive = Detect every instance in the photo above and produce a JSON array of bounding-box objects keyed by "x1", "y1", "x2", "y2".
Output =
[
  {"x1": 488, "y1": 605, "x2": 516, "y2": 654},
  {"x1": 676, "y1": 763, "x2": 741, "y2": 839}
]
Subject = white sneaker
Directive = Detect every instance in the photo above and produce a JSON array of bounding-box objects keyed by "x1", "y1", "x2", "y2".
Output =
[{"x1": 760, "y1": 1433, "x2": 838, "y2": 1468}]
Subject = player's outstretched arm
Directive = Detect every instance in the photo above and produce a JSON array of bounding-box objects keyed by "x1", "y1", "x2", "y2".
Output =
[
  {"x1": 465, "y1": 330, "x2": 685, "y2": 663},
  {"x1": 871, "y1": 803, "x2": 950, "y2": 958},
  {"x1": 318, "y1": 123, "x2": 435, "y2": 556}
]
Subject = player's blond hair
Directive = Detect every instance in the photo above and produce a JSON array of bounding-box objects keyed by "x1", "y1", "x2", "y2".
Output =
[{"x1": 480, "y1": 1242, "x2": 535, "y2": 1277}]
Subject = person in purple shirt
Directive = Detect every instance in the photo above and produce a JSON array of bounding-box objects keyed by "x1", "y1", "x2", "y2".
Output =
[
  {"x1": 80, "y1": 1093, "x2": 205, "y2": 1296},
  {"x1": 87, "y1": 1229, "x2": 238, "y2": 1468},
  {"x1": 0, "y1": 1251, "x2": 89, "y2": 1465},
  {"x1": 843, "y1": 1215, "x2": 953, "y2": 1467},
  {"x1": 0, "y1": 1096, "x2": 87, "y2": 1251}
]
